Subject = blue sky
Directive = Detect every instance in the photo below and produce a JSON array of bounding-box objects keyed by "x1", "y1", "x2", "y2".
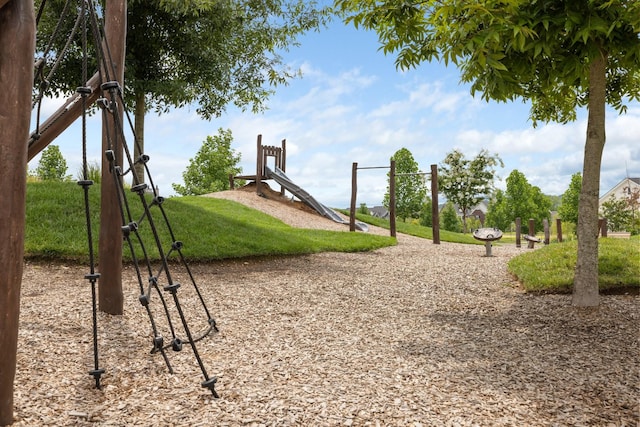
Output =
[{"x1": 33, "y1": 19, "x2": 640, "y2": 209}]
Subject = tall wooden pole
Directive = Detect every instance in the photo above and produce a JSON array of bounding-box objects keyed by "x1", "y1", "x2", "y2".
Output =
[
  {"x1": 350, "y1": 162, "x2": 357, "y2": 232},
  {"x1": 430, "y1": 164, "x2": 440, "y2": 244},
  {"x1": 256, "y1": 134, "x2": 263, "y2": 195},
  {"x1": 0, "y1": 0, "x2": 35, "y2": 424},
  {"x1": 389, "y1": 160, "x2": 396, "y2": 238},
  {"x1": 99, "y1": 0, "x2": 127, "y2": 315}
]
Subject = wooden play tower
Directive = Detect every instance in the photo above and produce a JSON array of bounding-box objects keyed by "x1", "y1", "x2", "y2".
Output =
[{"x1": 231, "y1": 134, "x2": 287, "y2": 196}]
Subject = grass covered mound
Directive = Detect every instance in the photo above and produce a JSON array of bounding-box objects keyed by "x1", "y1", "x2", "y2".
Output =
[
  {"x1": 25, "y1": 181, "x2": 396, "y2": 262},
  {"x1": 508, "y1": 237, "x2": 639, "y2": 294}
]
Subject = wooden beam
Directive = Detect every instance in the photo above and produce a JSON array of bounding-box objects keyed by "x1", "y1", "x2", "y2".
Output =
[
  {"x1": 28, "y1": 72, "x2": 101, "y2": 161},
  {"x1": 0, "y1": 0, "x2": 35, "y2": 424}
]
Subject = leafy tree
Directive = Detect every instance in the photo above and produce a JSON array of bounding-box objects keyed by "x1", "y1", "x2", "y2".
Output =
[
  {"x1": 358, "y1": 203, "x2": 369, "y2": 215},
  {"x1": 35, "y1": 145, "x2": 68, "y2": 181},
  {"x1": 437, "y1": 149, "x2": 502, "y2": 233},
  {"x1": 495, "y1": 170, "x2": 552, "y2": 234},
  {"x1": 35, "y1": 0, "x2": 329, "y2": 183},
  {"x1": 600, "y1": 196, "x2": 632, "y2": 232},
  {"x1": 335, "y1": 0, "x2": 640, "y2": 306},
  {"x1": 558, "y1": 173, "x2": 582, "y2": 225},
  {"x1": 600, "y1": 186, "x2": 640, "y2": 233},
  {"x1": 529, "y1": 185, "x2": 552, "y2": 232},
  {"x1": 485, "y1": 189, "x2": 511, "y2": 231},
  {"x1": 383, "y1": 148, "x2": 427, "y2": 221},
  {"x1": 419, "y1": 197, "x2": 432, "y2": 227},
  {"x1": 441, "y1": 201, "x2": 462, "y2": 233},
  {"x1": 172, "y1": 128, "x2": 242, "y2": 196}
]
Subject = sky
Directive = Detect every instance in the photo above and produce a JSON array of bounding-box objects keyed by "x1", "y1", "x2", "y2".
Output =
[{"x1": 32, "y1": 18, "x2": 640, "y2": 210}]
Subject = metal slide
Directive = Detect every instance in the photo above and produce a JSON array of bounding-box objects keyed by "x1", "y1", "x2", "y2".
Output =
[{"x1": 264, "y1": 166, "x2": 369, "y2": 232}]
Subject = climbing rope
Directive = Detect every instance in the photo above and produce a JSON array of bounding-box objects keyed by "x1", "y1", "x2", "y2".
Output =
[
  {"x1": 34, "y1": 0, "x2": 220, "y2": 397},
  {"x1": 75, "y1": 0, "x2": 104, "y2": 390}
]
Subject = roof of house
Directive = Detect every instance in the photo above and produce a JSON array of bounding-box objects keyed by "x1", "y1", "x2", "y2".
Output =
[{"x1": 600, "y1": 177, "x2": 640, "y2": 202}]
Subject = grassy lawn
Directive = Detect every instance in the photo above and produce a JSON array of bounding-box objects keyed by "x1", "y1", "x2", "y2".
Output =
[
  {"x1": 25, "y1": 181, "x2": 638, "y2": 294},
  {"x1": 25, "y1": 181, "x2": 396, "y2": 262},
  {"x1": 508, "y1": 237, "x2": 639, "y2": 293}
]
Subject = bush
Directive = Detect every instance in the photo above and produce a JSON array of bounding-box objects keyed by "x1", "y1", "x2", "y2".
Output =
[
  {"x1": 441, "y1": 202, "x2": 462, "y2": 232},
  {"x1": 35, "y1": 145, "x2": 69, "y2": 181}
]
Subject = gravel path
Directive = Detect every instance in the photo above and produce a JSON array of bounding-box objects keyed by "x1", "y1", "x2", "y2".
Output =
[{"x1": 12, "y1": 190, "x2": 639, "y2": 426}]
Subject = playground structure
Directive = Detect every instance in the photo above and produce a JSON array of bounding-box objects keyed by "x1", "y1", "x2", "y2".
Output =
[
  {"x1": 232, "y1": 135, "x2": 369, "y2": 231},
  {"x1": 349, "y1": 162, "x2": 441, "y2": 241},
  {"x1": 231, "y1": 134, "x2": 287, "y2": 195},
  {"x1": 472, "y1": 227, "x2": 503, "y2": 256},
  {"x1": 1, "y1": 2, "x2": 220, "y2": 423}
]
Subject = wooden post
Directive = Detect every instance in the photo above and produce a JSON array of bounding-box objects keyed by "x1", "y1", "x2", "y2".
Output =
[
  {"x1": 350, "y1": 162, "x2": 357, "y2": 232},
  {"x1": 280, "y1": 139, "x2": 286, "y2": 196},
  {"x1": 256, "y1": 134, "x2": 262, "y2": 195},
  {"x1": 543, "y1": 218, "x2": 550, "y2": 245},
  {"x1": 557, "y1": 218, "x2": 563, "y2": 243},
  {"x1": 0, "y1": 0, "x2": 35, "y2": 423},
  {"x1": 389, "y1": 160, "x2": 396, "y2": 238},
  {"x1": 600, "y1": 218, "x2": 608, "y2": 237},
  {"x1": 515, "y1": 217, "x2": 521, "y2": 248},
  {"x1": 229, "y1": 174, "x2": 234, "y2": 189},
  {"x1": 430, "y1": 164, "x2": 440, "y2": 244},
  {"x1": 528, "y1": 219, "x2": 535, "y2": 249},
  {"x1": 98, "y1": 0, "x2": 127, "y2": 315}
]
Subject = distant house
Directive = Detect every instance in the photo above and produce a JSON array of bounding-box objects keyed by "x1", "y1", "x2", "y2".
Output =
[
  {"x1": 465, "y1": 200, "x2": 489, "y2": 226},
  {"x1": 599, "y1": 177, "x2": 640, "y2": 208},
  {"x1": 369, "y1": 206, "x2": 390, "y2": 219},
  {"x1": 438, "y1": 200, "x2": 489, "y2": 226}
]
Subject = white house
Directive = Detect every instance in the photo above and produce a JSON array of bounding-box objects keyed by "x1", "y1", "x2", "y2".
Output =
[{"x1": 599, "y1": 177, "x2": 640, "y2": 207}]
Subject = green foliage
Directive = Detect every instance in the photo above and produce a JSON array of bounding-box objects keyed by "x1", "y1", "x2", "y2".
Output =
[
  {"x1": 441, "y1": 201, "x2": 462, "y2": 233},
  {"x1": 335, "y1": 0, "x2": 640, "y2": 124},
  {"x1": 485, "y1": 189, "x2": 511, "y2": 231},
  {"x1": 488, "y1": 169, "x2": 552, "y2": 234},
  {"x1": 383, "y1": 148, "x2": 427, "y2": 221},
  {"x1": 358, "y1": 203, "x2": 369, "y2": 215},
  {"x1": 172, "y1": 128, "x2": 242, "y2": 196},
  {"x1": 76, "y1": 160, "x2": 101, "y2": 184},
  {"x1": 601, "y1": 196, "x2": 633, "y2": 232},
  {"x1": 464, "y1": 216, "x2": 482, "y2": 232},
  {"x1": 438, "y1": 149, "x2": 502, "y2": 232},
  {"x1": 558, "y1": 173, "x2": 581, "y2": 225},
  {"x1": 508, "y1": 238, "x2": 639, "y2": 293},
  {"x1": 36, "y1": 0, "x2": 330, "y2": 118},
  {"x1": 419, "y1": 198, "x2": 432, "y2": 227},
  {"x1": 25, "y1": 181, "x2": 395, "y2": 262},
  {"x1": 35, "y1": 145, "x2": 69, "y2": 181}
]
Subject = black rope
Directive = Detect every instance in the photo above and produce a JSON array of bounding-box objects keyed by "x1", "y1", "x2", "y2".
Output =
[
  {"x1": 37, "y1": 0, "x2": 220, "y2": 396},
  {"x1": 76, "y1": 0, "x2": 104, "y2": 390}
]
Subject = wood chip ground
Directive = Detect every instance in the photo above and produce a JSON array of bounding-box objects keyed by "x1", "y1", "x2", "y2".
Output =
[{"x1": 12, "y1": 190, "x2": 639, "y2": 426}]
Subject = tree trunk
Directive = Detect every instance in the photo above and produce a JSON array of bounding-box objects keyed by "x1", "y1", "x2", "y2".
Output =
[
  {"x1": 573, "y1": 50, "x2": 607, "y2": 307},
  {"x1": 99, "y1": 0, "x2": 127, "y2": 315},
  {"x1": 133, "y1": 91, "x2": 146, "y2": 186},
  {"x1": 462, "y1": 210, "x2": 468, "y2": 233},
  {"x1": 0, "y1": 0, "x2": 35, "y2": 424}
]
